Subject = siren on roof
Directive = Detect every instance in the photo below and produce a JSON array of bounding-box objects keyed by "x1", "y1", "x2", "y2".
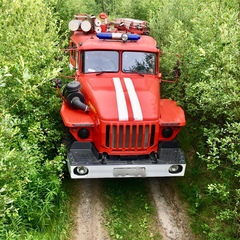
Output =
[{"x1": 96, "y1": 32, "x2": 140, "y2": 41}]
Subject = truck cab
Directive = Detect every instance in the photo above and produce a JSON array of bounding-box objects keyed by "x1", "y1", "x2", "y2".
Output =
[{"x1": 57, "y1": 14, "x2": 186, "y2": 178}]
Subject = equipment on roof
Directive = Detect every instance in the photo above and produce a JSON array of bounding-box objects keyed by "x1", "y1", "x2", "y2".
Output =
[{"x1": 68, "y1": 13, "x2": 150, "y2": 36}]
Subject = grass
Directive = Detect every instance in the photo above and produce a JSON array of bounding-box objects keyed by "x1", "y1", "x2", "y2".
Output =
[
  {"x1": 103, "y1": 178, "x2": 162, "y2": 240},
  {"x1": 16, "y1": 181, "x2": 72, "y2": 240}
]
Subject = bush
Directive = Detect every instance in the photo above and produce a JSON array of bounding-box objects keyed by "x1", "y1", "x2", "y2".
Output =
[
  {"x1": 0, "y1": 0, "x2": 67, "y2": 239},
  {"x1": 150, "y1": 1, "x2": 240, "y2": 124},
  {"x1": 195, "y1": 122, "x2": 240, "y2": 238}
]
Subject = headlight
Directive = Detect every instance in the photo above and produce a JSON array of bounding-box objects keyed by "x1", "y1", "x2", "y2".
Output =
[
  {"x1": 169, "y1": 165, "x2": 183, "y2": 173},
  {"x1": 162, "y1": 127, "x2": 173, "y2": 138},
  {"x1": 78, "y1": 128, "x2": 90, "y2": 139},
  {"x1": 74, "y1": 166, "x2": 89, "y2": 175}
]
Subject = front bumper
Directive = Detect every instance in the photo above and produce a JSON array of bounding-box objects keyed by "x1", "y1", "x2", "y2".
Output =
[{"x1": 67, "y1": 141, "x2": 186, "y2": 179}]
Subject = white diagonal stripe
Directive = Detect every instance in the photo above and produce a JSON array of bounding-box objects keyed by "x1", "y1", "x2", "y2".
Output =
[
  {"x1": 124, "y1": 78, "x2": 143, "y2": 121},
  {"x1": 113, "y1": 77, "x2": 128, "y2": 121}
]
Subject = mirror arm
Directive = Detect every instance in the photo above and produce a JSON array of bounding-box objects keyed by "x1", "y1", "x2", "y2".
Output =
[{"x1": 160, "y1": 73, "x2": 179, "y2": 83}]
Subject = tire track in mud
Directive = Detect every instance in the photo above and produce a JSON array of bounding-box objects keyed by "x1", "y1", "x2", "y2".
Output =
[
  {"x1": 72, "y1": 179, "x2": 110, "y2": 240},
  {"x1": 148, "y1": 178, "x2": 195, "y2": 240},
  {"x1": 72, "y1": 178, "x2": 195, "y2": 240}
]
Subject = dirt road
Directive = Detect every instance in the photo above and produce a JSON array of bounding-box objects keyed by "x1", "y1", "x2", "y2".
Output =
[
  {"x1": 72, "y1": 178, "x2": 195, "y2": 240},
  {"x1": 72, "y1": 179, "x2": 110, "y2": 240}
]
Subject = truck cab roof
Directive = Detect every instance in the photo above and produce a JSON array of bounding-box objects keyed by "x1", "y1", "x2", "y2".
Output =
[{"x1": 71, "y1": 33, "x2": 159, "y2": 53}]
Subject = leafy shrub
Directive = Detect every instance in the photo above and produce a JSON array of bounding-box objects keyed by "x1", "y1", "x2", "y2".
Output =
[
  {"x1": 198, "y1": 122, "x2": 240, "y2": 238},
  {"x1": 151, "y1": 1, "x2": 240, "y2": 124},
  {"x1": 0, "y1": 114, "x2": 65, "y2": 236},
  {"x1": 0, "y1": 0, "x2": 67, "y2": 239}
]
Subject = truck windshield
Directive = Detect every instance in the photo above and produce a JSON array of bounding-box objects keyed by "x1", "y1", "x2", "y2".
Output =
[
  {"x1": 83, "y1": 51, "x2": 119, "y2": 73},
  {"x1": 122, "y1": 52, "x2": 156, "y2": 74}
]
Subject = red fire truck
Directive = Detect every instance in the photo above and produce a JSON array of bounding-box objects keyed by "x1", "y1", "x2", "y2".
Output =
[{"x1": 54, "y1": 13, "x2": 186, "y2": 178}]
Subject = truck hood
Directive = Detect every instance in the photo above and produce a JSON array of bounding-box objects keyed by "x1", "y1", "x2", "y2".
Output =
[{"x1": 81, "y1": 76, "x2": 160, "y2": 121}]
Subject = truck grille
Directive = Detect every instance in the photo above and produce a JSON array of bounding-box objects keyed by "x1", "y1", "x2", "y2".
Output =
[{"x1": 105, "y1": 124, "x2": 156, "y2": 150}]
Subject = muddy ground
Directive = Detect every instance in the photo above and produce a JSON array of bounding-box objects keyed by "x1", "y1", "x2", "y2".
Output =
[{"x1": 72, "y1": 178, "x2": 196, "y2": 240}]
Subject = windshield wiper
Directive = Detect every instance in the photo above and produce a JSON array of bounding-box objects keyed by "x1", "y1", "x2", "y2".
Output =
[{"x1": 96, "y1": 71, "x2": 104, "y2": 76}]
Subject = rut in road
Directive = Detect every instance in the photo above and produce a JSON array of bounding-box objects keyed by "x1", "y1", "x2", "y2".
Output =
[
  {"x1": 72, "y1": 178, "x2": 195, "y2": 240},
  {"x1": 72, "y1": 179, "x2": 110, "y2": 240},
  {"x1": 149, "y1": 178, "x2": 196, "y2": 240}
]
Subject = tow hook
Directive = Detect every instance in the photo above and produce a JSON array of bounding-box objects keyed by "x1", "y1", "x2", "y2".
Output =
[
  {"x1": 101, "y1": 152, "x2": 108, "y2": 164},
  {"x1": 150, "y1": 151, "x2": 158, "y2": 164}
]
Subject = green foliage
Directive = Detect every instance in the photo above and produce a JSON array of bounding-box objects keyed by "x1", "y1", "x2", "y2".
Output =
[
  {"x1": 201, "y1": 123, "x2": 240, "y2": 171},
  {"x1": 0, "y1": 0, "x2": 69, "y2": 239},
  {"x1": 196, "y1": 123, "x2": 240, "y2": 238},
  {"x1": 153, "y1": 1, "x2": 240, "y2": 124},
  {"x1": 1, "y1": 0, "x2": 60, "y2": 69},
  {"x1": 0, "y1": 114, "x2": 66, "y2": 238},
  {"x1": 102, "y1": 0, "x2": 152, "y2": 20},
  {"x1": 149, "y1": 0, "x2": 198, "y2": 47}
]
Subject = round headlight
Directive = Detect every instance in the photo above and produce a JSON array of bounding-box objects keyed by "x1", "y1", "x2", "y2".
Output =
[
  {"x1": 74, "y1": 166, "x2": 89, "y2": 175},
  {"x1": 162, "y1": 127, "x2": 173, "y2": 138},
  {"x1": 169, "y1": 165, "x2": 183, "y2": 173},
  {"x1": 78, "y1": 128, "x2": 90, "y2": 139},
  {"x1": 121, "y1": 33, "x2": 128, "y2": 42}
]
